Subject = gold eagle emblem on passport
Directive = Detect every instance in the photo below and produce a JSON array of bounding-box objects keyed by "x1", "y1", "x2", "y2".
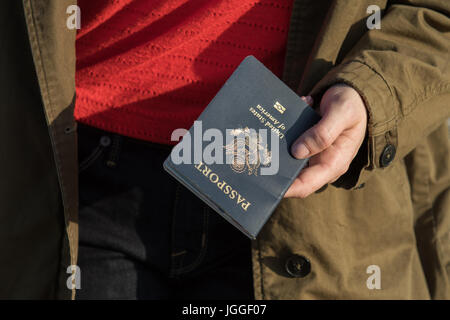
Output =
[
  {"x1": 224, "y1": 127, "x2": 272, "y2": 176},
  {"x1": 273, "y1": 101, "x2": 285, "y2": 114}
]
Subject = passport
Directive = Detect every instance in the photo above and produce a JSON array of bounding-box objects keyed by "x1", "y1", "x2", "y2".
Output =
[{"x1": 164, "y1": 56, "x2": 320, "y2": 239}]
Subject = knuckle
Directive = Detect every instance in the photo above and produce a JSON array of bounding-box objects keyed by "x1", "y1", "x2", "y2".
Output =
[
  {"x1": 327, "y1": 152, "x2": 342, "y2": 171},
  {"x1": 296, "y1": 190, "x2": 309, "y2": 198},
  {"x1": 325, "y1": 156, "x2": 349, "y2": 178},
  {"x1": 313, "y1": 125, "x2": 333, "y2": 149},
  {"x1": 339, "y1": 164, "x2": 350, "y2": 176},
  {"x1": 339, "y1": 165, "x2": 349, "y2": 176}
]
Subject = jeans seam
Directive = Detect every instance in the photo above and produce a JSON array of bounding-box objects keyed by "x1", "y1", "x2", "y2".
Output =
[
  {"x1": 79, "y1": 145, "x2": 104, "y2": 173},
  {"x1": 170, "y1": 184, "x2": 182, "y2": 276},
  {"x1": 170, "y1": 205, "x2": 210, "y2": 276},
  {"x1": 105, "y1": 135, "x2": 122, "y2": 167}
]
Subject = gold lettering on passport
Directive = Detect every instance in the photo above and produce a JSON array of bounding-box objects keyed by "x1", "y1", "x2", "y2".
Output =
[
  {"x1": 194, "y1": 162, "x2": 251, "y2": 212},
  {"x1": 253, "y1": 104, "x2": 286, "y2": 139}
]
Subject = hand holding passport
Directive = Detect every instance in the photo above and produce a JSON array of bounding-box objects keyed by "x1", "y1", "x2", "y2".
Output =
[
  {"x1": 164, "y1": 55, "x2": 367, "y2": 239},
  {"x1": 164, "y1": 56, "x2": 320, "y2": 239}
]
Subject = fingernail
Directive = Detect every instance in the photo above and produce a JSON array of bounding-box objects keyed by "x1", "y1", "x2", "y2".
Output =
[
  {"x1": 293, "y1": 142, "x2": 310, "y2": 159},
  {"x1": 306, "y1": 96, "x2": 313, "y2": 105}
]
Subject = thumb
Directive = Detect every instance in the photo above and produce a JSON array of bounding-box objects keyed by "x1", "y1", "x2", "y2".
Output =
[{"x1": 291, "y1": 98, "x2": 347, "y2": 159}]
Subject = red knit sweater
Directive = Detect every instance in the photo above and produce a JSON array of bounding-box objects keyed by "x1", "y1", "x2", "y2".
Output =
[{"x1": 75, "y1": 0, "x2": 293, "y2": 144}]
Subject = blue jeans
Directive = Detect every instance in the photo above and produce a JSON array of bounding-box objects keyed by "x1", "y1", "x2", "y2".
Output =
[{"x1": 76, "y1": 123, "x2": 254, "y2": 299}]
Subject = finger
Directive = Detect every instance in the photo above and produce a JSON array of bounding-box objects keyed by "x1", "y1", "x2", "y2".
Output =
[
  {"x1": 300, "y1": 95, "x2": 314, "y2": 106},
  {"x1": 284, "y1": 162, "x2": 332, "y2": 198},
  {"x1": 291, "y1": 102, "x2": 348, "y2": 159},
  {"x1": 285, "y1": 157, "x2": 346, "y2": 198},
  {"x1": 285, "y1": 137, "x2": 354, "y2": 198}
]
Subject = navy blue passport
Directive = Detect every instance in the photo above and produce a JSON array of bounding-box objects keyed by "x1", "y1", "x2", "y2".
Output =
[{"x1": 164, "y1": 56, "x2": 320, "y2": 240}]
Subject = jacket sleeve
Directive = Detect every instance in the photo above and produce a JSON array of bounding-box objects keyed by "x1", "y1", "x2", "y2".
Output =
[{"x1": 311, "y1": 0, "x2": 450, "y2": 189}]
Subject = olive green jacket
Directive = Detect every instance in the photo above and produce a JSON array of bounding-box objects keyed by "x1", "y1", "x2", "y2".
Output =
[{"x1": 0, "y1": 0, "x2": 449, "y2": 299}]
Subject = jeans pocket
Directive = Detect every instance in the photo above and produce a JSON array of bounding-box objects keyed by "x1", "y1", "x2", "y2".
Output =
[
  {"x1": 79, "y1": 134, "x2": 113, "y2": 172},
  {"x1": 79, "y1": 145, "x2": 104, "y2": 173}
]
